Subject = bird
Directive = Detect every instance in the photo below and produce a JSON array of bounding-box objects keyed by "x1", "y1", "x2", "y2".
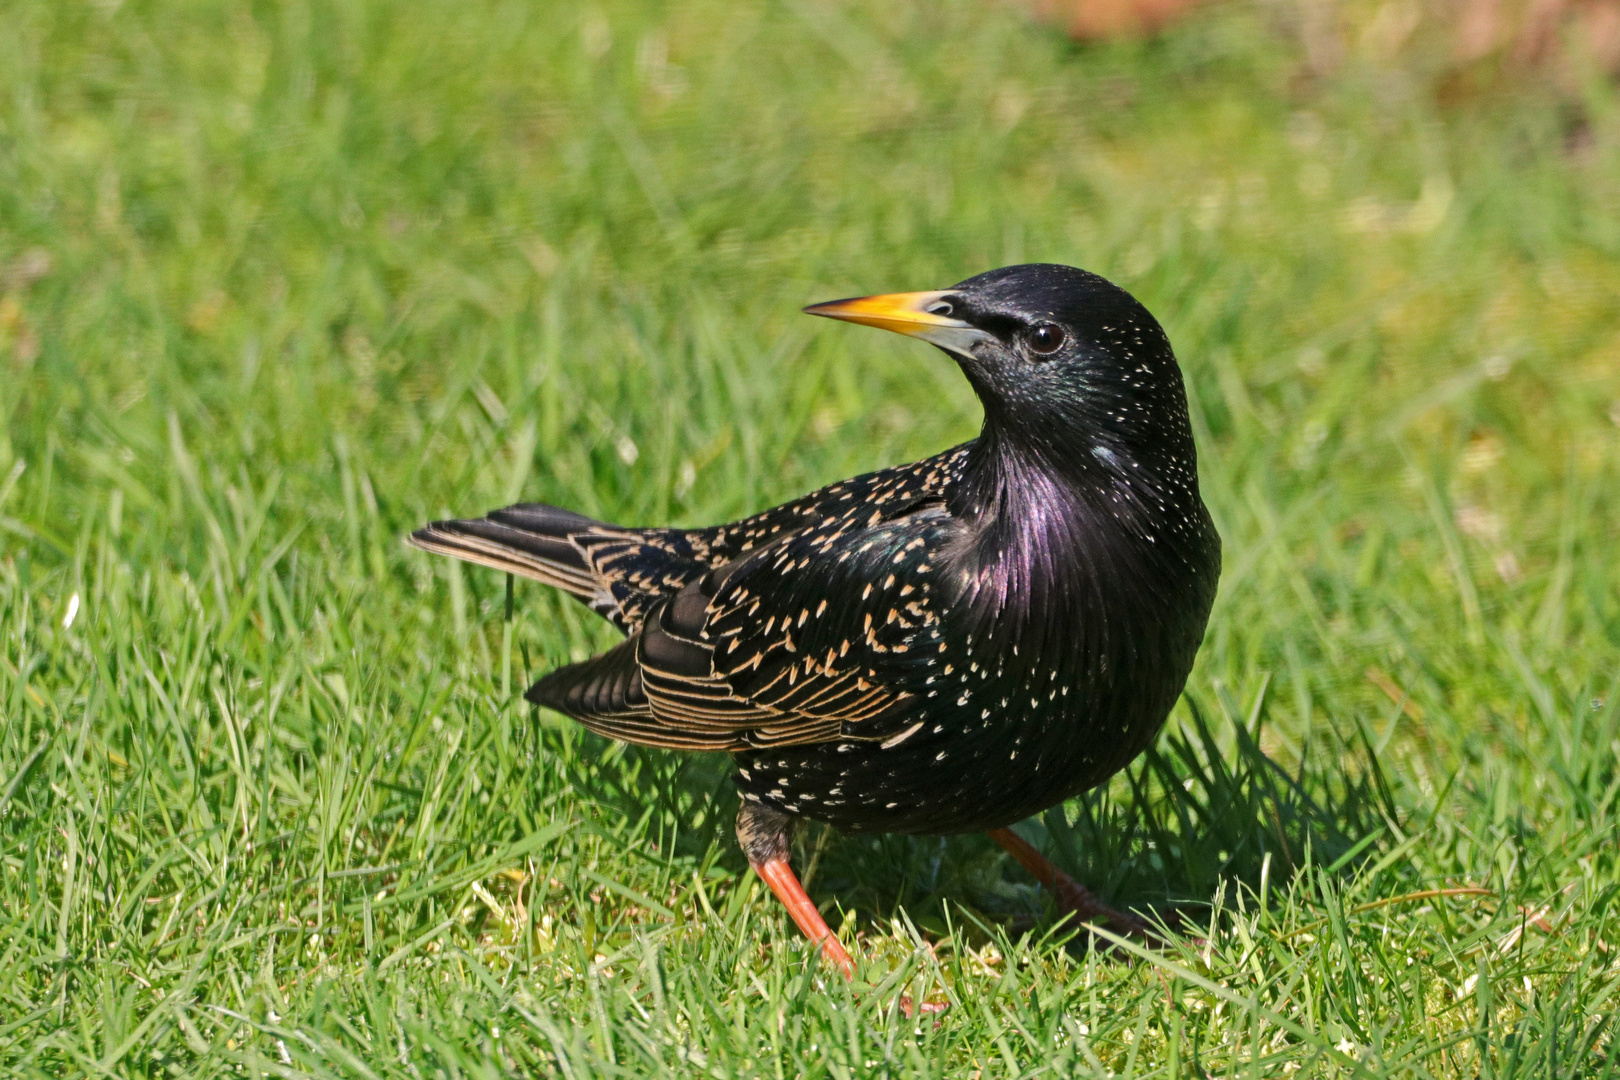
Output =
[{"x1": 410, "y1": 263, "x2": 1221, "y2": 978}]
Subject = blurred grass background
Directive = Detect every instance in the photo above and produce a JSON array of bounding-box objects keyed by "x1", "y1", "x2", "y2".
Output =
[{"x1": 2, "y1": 0, "x2": 1619, "y2": 1075}]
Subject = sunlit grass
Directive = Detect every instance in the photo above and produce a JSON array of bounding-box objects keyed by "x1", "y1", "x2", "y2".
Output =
[{"x1": 1, "y1": 0, "x2": 1618, "y2": 1075}]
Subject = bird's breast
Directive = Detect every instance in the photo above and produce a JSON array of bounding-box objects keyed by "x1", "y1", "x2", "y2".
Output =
[{"x1": 938, "y1": 491, "x2": 1215, "y2": 749}]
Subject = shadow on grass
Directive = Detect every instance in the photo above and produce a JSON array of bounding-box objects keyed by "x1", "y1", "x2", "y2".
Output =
[
  {"x1": 562, "y1": 675, "x2": 1400, "y2": 945},
  {"x1": 813, "y1": 698, "x2": 1397, "y2": 946}
]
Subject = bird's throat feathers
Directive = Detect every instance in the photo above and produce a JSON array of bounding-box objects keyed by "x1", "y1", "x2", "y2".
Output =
[{"x1": 945, "y1": 421, "x2": 1212, "y2": 678}]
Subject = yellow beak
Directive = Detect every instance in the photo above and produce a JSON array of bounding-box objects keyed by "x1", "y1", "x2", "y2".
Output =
[
  {"x1": 803, "y1": 290, "x2": 990, "y2": 356},
  {"x1": 802, "y1": 290, "x2": 964, "y2": 336}
]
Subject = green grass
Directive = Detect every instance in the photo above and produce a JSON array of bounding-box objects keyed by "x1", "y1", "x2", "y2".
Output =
[{"x1": 2, "y1": 0, "x2": 1619, "y2": 1075}]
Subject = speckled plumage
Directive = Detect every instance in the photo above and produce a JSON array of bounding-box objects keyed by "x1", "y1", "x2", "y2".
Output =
[{"x1": 412, "y1": 264, "x2": 1220, "y2": 839}]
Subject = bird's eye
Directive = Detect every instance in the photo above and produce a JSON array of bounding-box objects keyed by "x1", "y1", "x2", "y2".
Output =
[{"x1": 1027, "y1": 324, "x2": 1065, "y2": 356}]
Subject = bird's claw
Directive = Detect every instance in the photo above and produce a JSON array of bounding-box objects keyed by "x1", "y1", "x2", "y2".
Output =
[{"x1": 899, "y1": 994, "x2": 949, "y2": 1019}]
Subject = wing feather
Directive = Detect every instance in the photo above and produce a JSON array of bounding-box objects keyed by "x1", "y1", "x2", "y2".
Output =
[
  {"x1": 622, "y1": 505, "x2": 957, "y2": 748},
  {"x1": 413, "y1": 445, "x2": 975, "y2": 750}
]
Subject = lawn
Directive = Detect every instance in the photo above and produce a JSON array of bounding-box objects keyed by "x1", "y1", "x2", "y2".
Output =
[{"x1": 2, "y1": 0, "x2": 1619, "y2": 1075}]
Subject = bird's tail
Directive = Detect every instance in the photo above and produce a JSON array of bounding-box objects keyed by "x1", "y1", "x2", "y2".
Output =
[{"x1": 408, "y1": 503, "x2": 608, "y2": 602}]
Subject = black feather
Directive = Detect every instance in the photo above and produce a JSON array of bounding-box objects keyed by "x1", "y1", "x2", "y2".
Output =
[{"x1": 411, "y1": 264, "x2": 1221, "y2": 836}]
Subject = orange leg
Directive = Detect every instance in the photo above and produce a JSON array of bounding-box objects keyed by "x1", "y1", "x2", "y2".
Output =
[
  {"x1": 987, "y1": 827, "x2": 1150, "y2": 937},
  {"x1": 751, "y1": 855, "x2": 946, "y2": 1016},
  {"x1": 751, "y1": 855, "x2": 856, "y2": 978},
  {"x1": 739, "y1": 803, "x2": 944, "y2": 1014}
]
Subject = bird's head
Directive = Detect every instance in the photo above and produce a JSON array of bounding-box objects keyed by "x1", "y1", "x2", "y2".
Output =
[{"x1": 805, "y1": 264, "x2": 1193, "y2": 475}]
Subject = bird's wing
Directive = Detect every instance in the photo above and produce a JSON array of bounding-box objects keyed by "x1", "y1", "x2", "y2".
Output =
[
  {"x1": 530, "y1": 504, "x2": 961, "y2": 751},
  {"x1": 522, "y1": 635, "x2": 761, "y2": 752},
  {"x1": 408, "y1": 444, "x2": 972, "y2": 634},
  {"x1": 676, "y1": 443, "x2": 970, "y2": 567}
]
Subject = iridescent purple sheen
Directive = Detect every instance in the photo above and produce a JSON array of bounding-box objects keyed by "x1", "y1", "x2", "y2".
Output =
[{"x1": 412, "y1": 264, "x2": 1220, "y2": 836}]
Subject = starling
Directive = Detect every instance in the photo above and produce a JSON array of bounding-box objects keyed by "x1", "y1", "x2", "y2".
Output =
[{"x1": 410, "y1": 264, "x2": 1220, "y2": 976}]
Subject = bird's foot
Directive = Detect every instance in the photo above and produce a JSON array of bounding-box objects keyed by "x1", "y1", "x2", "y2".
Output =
[
  {"x1": 741, "y1": 805, "x2": 949, "y2": 1015},
  {"x1": 900, "y1": 995, "x2": 949, "y2": 1018},
  {"x1": 987, "y1": 826, "x2": 1159, "y2": 943},
  {"x1": 1049, "y1": 878, "x2": 1154, "y2": 940}
]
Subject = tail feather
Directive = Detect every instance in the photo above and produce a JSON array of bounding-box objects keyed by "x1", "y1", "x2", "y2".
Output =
[
  {"x1": 408, "y1": 504, "x2": 605, "y2": 600},
  {"x1": 411, "y1": 502, "x2": 740, "y2": 742},
  {"x1": 486, "y1": 502, "x2": 605, "y2": 535}
]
